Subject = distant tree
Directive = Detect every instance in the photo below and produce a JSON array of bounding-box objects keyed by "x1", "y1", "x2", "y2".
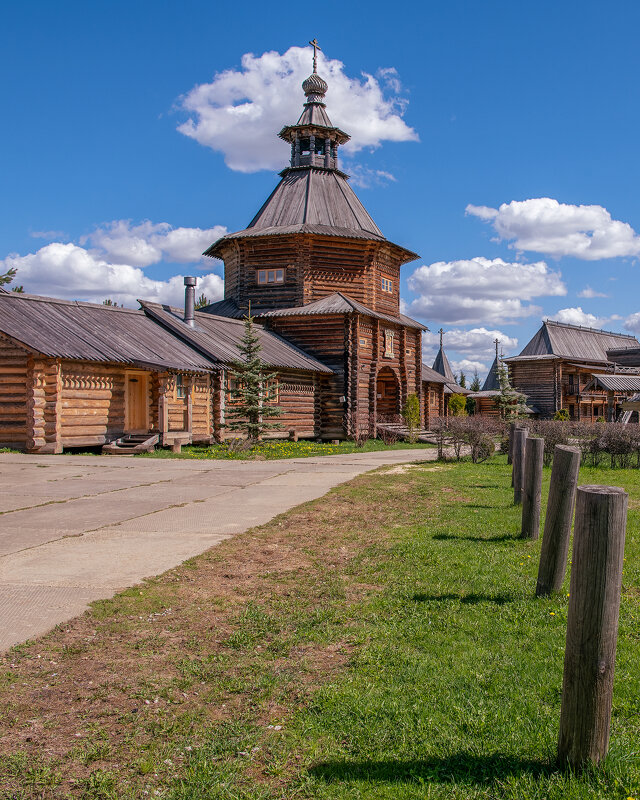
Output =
[
  {"x1": 470, "y1": 370, "x2": 481, "y2": 392},
  {"x1": 10, "y1": 285, "x2": 24, "y2": 293},
  {"x1": 496, "y1": 360, "x2": 529, "y2": 420},
  {"x1": 402, "y1": 393, "x2": 421, "y2": 442},
  {"x1": 225, "y1": 314, "x2": 283, "y2": 442},
  {"x1": 448, "y1": 393, "x2": 467, "y2": 416},
  {"x1": 1, "y1": 267, "x2": 18, "y2": 288},
  {"x1": 195, "y1": 293, "x2": 209, "y2": 310},
  {"x1": 458, "y1": 371, "x2": 467, "y2": 389},
  {"x1": 102, "y1": 298, "x2": 121, "y2": 307}
]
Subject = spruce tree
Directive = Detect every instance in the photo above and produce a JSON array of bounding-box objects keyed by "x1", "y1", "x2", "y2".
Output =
[
  {"x1": 496, "y1": 360, "x2": 529, "y2": 420},
  {"x1": 225, "y1": 314, "x2": 283, "y2": 442},
  {"x1": 470, "y1": 370, "x2": 481, "y2": 392}
]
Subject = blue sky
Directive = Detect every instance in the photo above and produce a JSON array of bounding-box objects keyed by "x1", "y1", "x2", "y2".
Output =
[{"x1": 3, "y1": 0, "x2": 640, "y2": 378}]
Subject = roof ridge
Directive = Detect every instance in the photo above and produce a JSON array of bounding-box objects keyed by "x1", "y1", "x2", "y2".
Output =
[
  {"x1": 544, "y1": 318, "x2": 636, "y2": 339},
  {"x1": 1, "y1": 292, "x2": 143, "y2": 314}
]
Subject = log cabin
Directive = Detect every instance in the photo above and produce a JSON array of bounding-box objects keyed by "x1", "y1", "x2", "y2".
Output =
[
  {"x1": 0, "y1": 291, "x2": 332, "y2": 453},
  {"x1": 505, "y1": 320, "x2": 640, "y2": 420}
]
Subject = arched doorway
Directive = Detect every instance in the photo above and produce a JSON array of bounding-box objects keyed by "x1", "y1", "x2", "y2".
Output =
[{"x1": 376, "y1": 367, "x2": 400, "y2": 419}]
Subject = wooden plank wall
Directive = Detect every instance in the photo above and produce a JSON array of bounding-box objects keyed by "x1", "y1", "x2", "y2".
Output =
[
  {"x1": 0, "y1": 335, "x2": 29, "y2": 449},
  {"x1": 510, "y1": 361, "x2": 557, "y2": 418}
]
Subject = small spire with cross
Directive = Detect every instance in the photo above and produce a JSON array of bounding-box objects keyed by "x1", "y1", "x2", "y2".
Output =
[
  {"x1": 309, "y1": 38, "x2": 322, "y2": 73},
  {"x1": 439, "y1": 327, "x2": 444, "y2": 348},
  {"x1": 494, "y1": 338, "x2": 500, "y2": 360}
]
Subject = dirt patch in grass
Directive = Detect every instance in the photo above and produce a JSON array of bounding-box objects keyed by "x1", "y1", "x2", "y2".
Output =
[{"x1": 0, "y1": 468, "x2": 438, "y2": 798}]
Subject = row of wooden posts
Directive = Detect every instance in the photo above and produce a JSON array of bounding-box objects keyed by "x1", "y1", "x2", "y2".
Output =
[{"x1": 508, "y1": 422, "x2": 628, "y2": 771}]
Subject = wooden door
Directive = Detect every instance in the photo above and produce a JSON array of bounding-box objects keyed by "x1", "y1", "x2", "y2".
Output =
[{"x1": 125, "y1": 373, "x2": 149, "y2": 432}]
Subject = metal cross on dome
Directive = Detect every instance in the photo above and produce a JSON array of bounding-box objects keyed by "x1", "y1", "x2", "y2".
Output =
[{"x1": 309, "y1": 38, "x2": 322, "y2": 73}]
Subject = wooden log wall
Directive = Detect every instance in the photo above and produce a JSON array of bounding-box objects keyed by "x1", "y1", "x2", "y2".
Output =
[
  {"x1": 0, "y1": 334, "x2": 29, "y2": 449},
  {"x1": 423, "y1": 382, "x2": 445, "y2": 430},
  {"x1": 192, "y1": 374, "x2": 213, "y2": 441},
  {"x1": 59, "y1": 362, "x2": 127, "y2": 448},
  {"x1": 263, "y1": 313, "x2": 347, "y2": 438},
  {"x1": 218, "y1": 234, "x2": 407, "y2": 319},
  {"x1": 217, "y1": 368, "x2": 318, "y2": 440},
  {"x1": 476, "y1": 397, "x2": 501, "y2": 417}
]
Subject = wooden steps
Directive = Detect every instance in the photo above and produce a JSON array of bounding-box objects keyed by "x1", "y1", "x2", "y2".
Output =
[
  {"x1": 376, "y1": 422, "x2": 442, "y2": 444},
  {"x1": 102, "y1": 433, "x2": 159, "y2": 455}
]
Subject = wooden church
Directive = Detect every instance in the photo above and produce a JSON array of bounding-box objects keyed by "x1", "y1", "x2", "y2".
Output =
[
  {"x1": 0, "y1": 47, "x2": 439, "y2": 453},
  {"x1": 199, "y1": 47, "x2": 427, "y2": 441}
]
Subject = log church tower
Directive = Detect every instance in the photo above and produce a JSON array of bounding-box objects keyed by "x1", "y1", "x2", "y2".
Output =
[
  {"x1": 204, "y1": 45, "x2": 418, "y2": 316},
  {"x1": 204, "y1": 43, "x2": 425, "y2": 439}
]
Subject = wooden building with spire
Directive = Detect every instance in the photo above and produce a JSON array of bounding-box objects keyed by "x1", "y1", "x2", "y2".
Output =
[{"x1": 202, "y1": 44, "x2": 427, "y2": 439}]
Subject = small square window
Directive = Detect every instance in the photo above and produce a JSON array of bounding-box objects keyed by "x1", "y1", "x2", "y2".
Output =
[{"x1": 381, "y1": 277, "x2": 393, "y2": 293}]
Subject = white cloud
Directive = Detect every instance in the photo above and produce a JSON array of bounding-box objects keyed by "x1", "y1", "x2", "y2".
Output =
[
  {"x1": 624, "y1": 312, "x2": 640, "y2": 333},
  {"x1": 578, "y1": 285, "x2": 608, "y2": 298},
  {"x1": 347, "y1": 166, "x2": 397, "y2": 189},
  {"x1": 466, "y1": 198, "x2": 640, "y2": 260},
  {"x1": 451, "y1": 359, "x2": 489, "y2": 376},
  {"x1": 552, "y1": 306, "x2": 606, "y2": 328},
  {"x1": 82, "y1": 220, "x2": 227, "y2": 267},
  {"x1": 408, "y1": 257, "x2": 565, "y2": 325},
  {"x1": 1, "y1": 219, "x2": 226, "y2": 308},
  {"x1": 423, "y1": 327, "x2": 518, "y2": 359},
  {"x1": 177, "y1": 46, "x2": 418, "y2": 173}
]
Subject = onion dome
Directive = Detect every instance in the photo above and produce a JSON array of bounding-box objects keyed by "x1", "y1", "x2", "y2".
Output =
[{"x1": 302, "y1": 72, "x2": 328, "y2": 98}]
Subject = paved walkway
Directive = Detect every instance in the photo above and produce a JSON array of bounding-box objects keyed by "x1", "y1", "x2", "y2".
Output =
[{"x1": 0, "y1": 448, "x2": 436, "y2": 651}]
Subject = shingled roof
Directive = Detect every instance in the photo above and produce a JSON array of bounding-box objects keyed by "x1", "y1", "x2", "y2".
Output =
[
  {"x1": 254, "y1": 292, "x2": 427, "y2": 330},
  {"x1": 140, "y1": 301, "x2": 333, "y2": 374},
  {"x1": 432, "y1": 345, "x2": 455, "y2": 382},
  {"x1": 0, "y1": 292, "x2": 216, "y2": 372},
  {"x1": 511, "y1": 320, "x2": 639, "y2": 363}
]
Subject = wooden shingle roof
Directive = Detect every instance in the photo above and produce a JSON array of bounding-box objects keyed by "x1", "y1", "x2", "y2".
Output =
[
  {"x1": 0, "y1": 293, "x2": 216, "y2": 372},
  {"x1": 516, "y1": 320, "x2": 638, "y2": 363},
  {"x1": 140, "y1": 302, "x2": 333, "y2": 374},
  {"x1": 255, "y1": 292, "x2": 427, "y2": 330},
  {"x1": 432, "y1": 345, "x2": 456, "y2": 382}
]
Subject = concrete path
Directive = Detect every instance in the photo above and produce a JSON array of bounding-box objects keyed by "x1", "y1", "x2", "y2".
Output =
[{"x1": 0, "y1": 448, "x2": 437, "y2": 652}]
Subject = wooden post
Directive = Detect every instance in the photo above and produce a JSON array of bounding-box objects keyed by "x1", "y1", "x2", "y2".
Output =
[
  {"x1": 512, "y1": 427, "x2": 528, "y2": 505},
  {"x1": 521, "y1": 436, "x2": 544, "y2": 539},
  {"x1": 557, "y1": 485, "x2": 628, "y2": 770},
  {"x1": 536, "y1": 445, "x2": 581, "y2": 596},
  {"x1": 508, "y1": 421, "x2": 522, "y2": 466}
]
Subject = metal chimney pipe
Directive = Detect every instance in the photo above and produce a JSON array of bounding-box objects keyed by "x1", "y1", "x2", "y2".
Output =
[{"x1": 184, "y1": 276, "x2": 197, "y2": 327}]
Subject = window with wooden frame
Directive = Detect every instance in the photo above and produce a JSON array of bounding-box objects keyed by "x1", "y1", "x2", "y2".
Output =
[
  {"x1": 381, "y1": 276, "x2": 393, "y2": 293},
  {"x1": 265, "y1": 377, "x2": 279, "y2": 404},
  {"x1": 175, "y1": 374, "x2": 186, "y2": 399},
  {"x1": 384, "y1": 329, "x2": 395, "y2": 358},
  {"x1": 257, "y1": 268, "x2": 285, "y2": 285},
  {"x1": 225, "y1": 374, "x2": 244, "y2": 405}
]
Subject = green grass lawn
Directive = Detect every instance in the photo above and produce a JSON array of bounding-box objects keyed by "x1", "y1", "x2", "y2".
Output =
[
  {"x1": 137, "y1": 438, "x2": 434, "y2": 460},
  {"x1": 1, "y1": 456, "x2": 639, "y2": 799}
]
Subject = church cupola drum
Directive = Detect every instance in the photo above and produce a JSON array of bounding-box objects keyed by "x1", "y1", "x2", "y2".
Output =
[{"x1": 204, "y1": 41, "x2": 419, "y2": 316}]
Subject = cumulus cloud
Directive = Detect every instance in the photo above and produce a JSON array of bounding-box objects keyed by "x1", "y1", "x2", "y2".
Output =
[
  {"x1": 1, "y1": 220, "x2": 227, "y2": 308},
  {"x1": 578, "y1": 285, "x2": 608, "y2": 298},
  {"x1": 451, "y1": 359, "x2": 489, "y2": 377},
  {"x1": 408, "y1": 257, "x2": 565, "y2": 325},
  {"x1": 552, "y1": 306, "x2": 606, "y2": 328},
  {"x1": 624, "y1": 312, "x2": 640, "y2": 333},
  {"x1": 466, "y1": 198, "x2": 640, "y2": 261},
  {"x1": 82, "y1": 220, "x2": 227, "y2": 267},
  {"x1": 178, "y1": 46, "x2": 418, "y2": 172},
  {"x1": 423, "y1": 327, "x2": 518, "y2": 359}
]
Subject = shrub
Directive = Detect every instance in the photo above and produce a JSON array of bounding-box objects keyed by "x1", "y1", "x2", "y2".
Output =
[
  {"x1": 553, "y1": 409, "x2": 569, "y2": 421},
  {"x1": 402, "y1": 394, "x2": 421, "y2": 443},
  {"x1": 448, "y1": 393, "x2": 467, "y2": 417}
]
